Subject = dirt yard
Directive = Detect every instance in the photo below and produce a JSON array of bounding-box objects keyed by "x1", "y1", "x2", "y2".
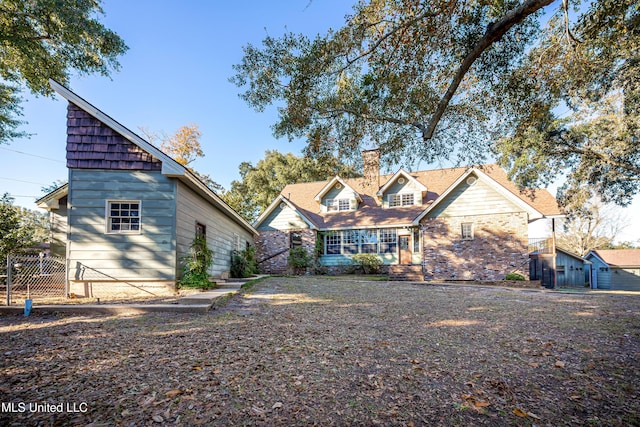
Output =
[{"x1": 1, "y1": 277, "x2": 639, "y2": 426}]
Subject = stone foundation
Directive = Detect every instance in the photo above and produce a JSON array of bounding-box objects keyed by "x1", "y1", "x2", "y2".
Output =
[{"x1": 255, "y1": 229, "x2": 316, "y2": 274}]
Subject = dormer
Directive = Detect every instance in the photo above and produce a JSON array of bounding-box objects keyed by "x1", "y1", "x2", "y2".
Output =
[
  {"x1": 377, "y1": 168, "x2": 427, "y2": 208},
  {"x1": 314, "y1": 176, "x2": 363, "y2": 213}
]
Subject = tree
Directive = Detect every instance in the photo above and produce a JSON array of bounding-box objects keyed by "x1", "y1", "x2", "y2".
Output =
[
  {"x1": 232, "y1": 0, "x2": 638, "y2": 207},
  {"x1": 556, "y1": 197, "x2": 629, "y2": 256},
  {"x1": 141, "y1": 123, "x2": 222, "y2": 191},
  {"x1": 0, "y1": 193, "x2": 48, "y2": 259},
  {"x1": 222, "y1": 150, "x2": 359, "y2": 222},
  {"x1": 0, "y1": 0, "x2": 128, "y2": 144}
]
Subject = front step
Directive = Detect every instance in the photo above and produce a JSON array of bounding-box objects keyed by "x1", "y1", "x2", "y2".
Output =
[{"x1": 389, "y1": 265, "x2": 424, "y2": 281}]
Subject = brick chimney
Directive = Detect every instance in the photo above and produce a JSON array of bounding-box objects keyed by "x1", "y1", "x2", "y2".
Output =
[{"x1": 362, "y1": 149, "x2": 380, "y2": 194}]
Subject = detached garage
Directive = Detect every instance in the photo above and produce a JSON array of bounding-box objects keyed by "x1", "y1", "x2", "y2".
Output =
[{"x1": 586, "y1": 249, "x2": 640, "y2": 291}]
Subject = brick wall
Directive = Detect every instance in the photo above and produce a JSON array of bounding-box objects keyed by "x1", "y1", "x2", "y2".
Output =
[
  {"x1": 255, "y1": 229, "x2": 316, "y2": 274},
  {"x1": 421, "y1": 212, "x2": 529, "y2": 281}
]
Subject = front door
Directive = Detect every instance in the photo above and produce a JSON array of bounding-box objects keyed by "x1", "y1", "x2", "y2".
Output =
[{"x1": 399, "y1": 235, "x2": 411, "y2": 265}]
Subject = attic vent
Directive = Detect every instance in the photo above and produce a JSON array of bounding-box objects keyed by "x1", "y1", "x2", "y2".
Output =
[
  {"x1": 335, "y1": 183, "x2": 343, "y2": 189},
  {"x1": 398, "y1": 177, "x2": 406, "y2": 184},
  {"x1": 279, "y1": 203, "x2": 287, "y2": 209},
  {"x1": 466, "y1": 177, "x2": 477, "y2": 186}
]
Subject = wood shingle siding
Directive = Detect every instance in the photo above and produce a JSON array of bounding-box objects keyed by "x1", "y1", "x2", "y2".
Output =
[{"x1": 66, "y1": 103, "x2": 161, "y2": 170}]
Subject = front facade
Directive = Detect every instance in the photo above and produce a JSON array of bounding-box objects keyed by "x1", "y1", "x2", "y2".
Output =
[
  {"x1": 37, "y1": 81, "x2": 256, "y2": 298},
  {"x1": 586, "y1": 249, "x2": 640, "y2": 291},
  {"x1": 255, "y1": 150, "x2": 561, "y2": 280}
]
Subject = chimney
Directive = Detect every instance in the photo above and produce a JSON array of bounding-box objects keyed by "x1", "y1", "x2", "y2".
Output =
[{"x1": 362, "y1": 149, "x2": 380, "y2": 194}]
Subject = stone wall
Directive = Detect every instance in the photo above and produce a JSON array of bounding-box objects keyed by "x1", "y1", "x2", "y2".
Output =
[
  {"x1": 255, "y1": 229, "x2": 316, "y2": 274},
  {"x1": 421, "y1": 212, "x2": 529, "y2": 281}
]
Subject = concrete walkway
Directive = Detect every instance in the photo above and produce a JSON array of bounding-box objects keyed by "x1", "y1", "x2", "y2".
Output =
[{"x1": 0, "y1": 279, "x2": 259, "y2": 316}]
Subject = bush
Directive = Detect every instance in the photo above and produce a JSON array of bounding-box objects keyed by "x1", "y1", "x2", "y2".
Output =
[
  {"x1": 505, "y1": 272, "x2": 525, "y2": 281},
  {"x1": 351, "y1": 253, "x2": 383, "y2": 274},
  {"x1": 231, "y1": 246, "x2": 258, "y2": 278},
  {"x1": 288, "y1": 247, "x2": 311, "y2": 274},
  {"x1": 179, "y1": 236, "x2": 214, "y2": 290}
]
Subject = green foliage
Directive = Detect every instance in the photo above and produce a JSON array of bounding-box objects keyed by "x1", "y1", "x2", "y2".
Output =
[
  {"x1": 0, "y1": 193, "x2": 48, "y2": 259},
  {"x1": 0, "y1": 0, "x2": 128, "y2": 144},
  {"x1": 230, "y1": 246, "x2": 258, "y2": 278},
  {"x1": 288, "y1": 247, "x2": 311, "y2": 274},
  {"x1": 221, "y1": 150, "x2": 360, "y2": 223},
  {"x1": 351, "y1": 253, "x2": 383, "y2": 274},
  {"x1": 505, "y1": 273, "x2": 526, "y2": 281},
  {"x1": 232, "y1": 0, "x2": 639, "y2": 207},
  {"x1": 179, "y1": 236, "x2": 214, "y2": 289}
]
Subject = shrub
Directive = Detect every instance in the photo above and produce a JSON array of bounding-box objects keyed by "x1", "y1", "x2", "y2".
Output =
[
  {"x1": 230, "y1": 246, "x2": 258, "y2": 278},
  {"x1": 179, "y1": 236, "x2": 214, "y2": 289},
  {"x1": 351, "y1": 253, "x2": 383, "y2": 274},
  {"x1": 505, "y1": 272, "x2": 525, "y2": 281},
  {"x1": 288, "y1": 247, "x2": 311, "y2": 274}
]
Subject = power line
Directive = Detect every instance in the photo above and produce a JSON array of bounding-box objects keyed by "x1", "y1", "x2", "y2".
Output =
[
  {"x1": 0, "y1": 146, "x2": 65, "y2": 164},
  {"x1": 0, "y1": 177, "x2": 47, "y2": 186}
]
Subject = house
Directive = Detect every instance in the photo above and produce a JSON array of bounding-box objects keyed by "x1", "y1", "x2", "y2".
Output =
[
  {"x1": 254, "y1": 149, "x2": 561, "y2": 281},
  {"x1": 36, "y1": 81, "x2": 257, "y2": 298},
  {"x1": 530, "y1": 247, "x2": 591, "y2": 288},
  {"x1": 585, "y1": 249, "x2": 640, "y2": 291}
]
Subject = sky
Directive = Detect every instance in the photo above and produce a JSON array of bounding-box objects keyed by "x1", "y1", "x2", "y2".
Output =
[{"x1": 0, "y1": 0, "x2": 638, "y2": 243}]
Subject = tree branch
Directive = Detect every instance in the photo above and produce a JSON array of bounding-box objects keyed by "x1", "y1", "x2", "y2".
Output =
[{"x1": 423, "y1": 0, "x2": 556, "y2": 141}]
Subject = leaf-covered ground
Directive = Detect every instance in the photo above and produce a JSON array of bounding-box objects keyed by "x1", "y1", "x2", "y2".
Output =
[{"x1": 1, "y1": 277, "x2": 639, "y2": 426}]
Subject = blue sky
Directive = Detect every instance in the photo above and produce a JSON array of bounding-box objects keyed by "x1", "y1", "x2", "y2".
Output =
[{"x1": 1, "y1": 0, "x2": 638, "y2": 242}]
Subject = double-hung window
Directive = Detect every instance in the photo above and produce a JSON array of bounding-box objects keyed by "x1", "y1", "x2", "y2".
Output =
[
  {"x1": 326, "y1": 198, "x2": 351, "y2": 212},
  {"x1": 388, "y1": 193, "x2": 414, "y2": 207},
  {"x1": 107, "y1": 201, "x2": 141, "y2": 233},
  {"x1": 379, "y1": 229, "x2": 397, "y2": 253},
  {"x1": 461, "y1": 223, "x2": 474, "y2": 240}
]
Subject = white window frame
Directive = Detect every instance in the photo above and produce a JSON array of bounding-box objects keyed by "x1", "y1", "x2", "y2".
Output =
[
  {"x1": 106, "y1": 200, "x2": 141, "y2": 234},
  {"x1": 388, "y1": 193, "x2": 414, "y2": 207},
  {"x1": 461, "y1": 222, "x2": 474, "y2": 240},
  {"x1": 326, "y1": 198, "x2": 352, "y2": 212}
]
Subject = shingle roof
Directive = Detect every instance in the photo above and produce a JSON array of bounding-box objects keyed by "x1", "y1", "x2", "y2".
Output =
[
  {"x1": 278, "y1": 164, "x2": 560, "y2": 230},
  {"x1": 590, "y1": 249, "x2": 640, "y2": 267}
]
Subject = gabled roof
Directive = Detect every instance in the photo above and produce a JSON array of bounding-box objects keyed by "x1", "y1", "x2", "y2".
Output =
[
  {"x1": 587, "y1": 249, "x2": 640, "y2": 267},
  {"x1": 412, "y1": 167, "x2": 548, "y2": 224},
  {"x1": 36, "y1": 183, "x2": 68, "y2": 210},
  {"x1": 314, "y1": 176, "x2": 363, "y2": 203},
  {"x1": 254, "y1": 194, "x2": 317, "y2": 230},
  {"x1": 265, "y1": 164, "x2": 560, "y2": 231},
  {"x1": 49, "y1": 80, "x2": 257, "y2": 236},
  {"x1": 377, "y1": 168, "x2": 427, "y2": 197}
]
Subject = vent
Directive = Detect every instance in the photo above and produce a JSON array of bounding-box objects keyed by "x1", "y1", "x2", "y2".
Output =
[
  {"x1": 335, "y1": 183, "x2": 343, "y2": 189},
  {"x1": 398, "y1": 177, "x2": 406, "y2": 184},
  {"x1": 466, "y1": 177, "x2": 477, "y2": 186}
]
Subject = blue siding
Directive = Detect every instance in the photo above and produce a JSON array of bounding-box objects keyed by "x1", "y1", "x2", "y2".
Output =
[{"x1": 68, "y1": 169, "x2": 177, "y2": 282}]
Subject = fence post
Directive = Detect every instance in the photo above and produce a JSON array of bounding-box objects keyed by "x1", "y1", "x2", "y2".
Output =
[{"x1": 6, "y1": 255, "x2": 11, "y2": 306}]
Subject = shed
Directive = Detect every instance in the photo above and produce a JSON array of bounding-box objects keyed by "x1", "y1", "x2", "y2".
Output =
[{"x1": 585, "y1": 249, "x2": 640, "y2": 291}]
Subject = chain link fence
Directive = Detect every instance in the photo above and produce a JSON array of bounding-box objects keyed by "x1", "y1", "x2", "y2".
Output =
[{"x1": 1, "y1": 254, "x2": 67, "y2": 305}]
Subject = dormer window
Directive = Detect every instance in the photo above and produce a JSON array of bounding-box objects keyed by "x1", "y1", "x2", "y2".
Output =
[
  {"x1": 388, "y1": 193, "x2": 414, "y2": 207},
  {"x1": 327, "y1": 198, "x2": 352, "y2": 212}
]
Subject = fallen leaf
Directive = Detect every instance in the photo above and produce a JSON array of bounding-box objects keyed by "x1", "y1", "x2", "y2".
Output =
[
  {"x1": 474, "y1": 400, "x2": 490, "y2": 408},
  {"x1": 513, "y1": 407, "x2": 528, "y2": 417},
  {"x1": 191, "y1": 365, "x2": 202, "y2": 371},
  {"x1": 272, "y1": 402, "x2": 283, "y2": 410},
  {"x1": 152, "y1": 415, "x2": 164, "y2": 423},
  {"x1": 165, "y1": 389, "x2": 182, "y2": 398},
  {"x1": 555, "y1": 361, "x2": 566, "y2": 368}
]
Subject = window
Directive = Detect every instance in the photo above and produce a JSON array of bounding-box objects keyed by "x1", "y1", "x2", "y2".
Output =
[
  {"x1": 413, "y1": 228, "x2": 420, "y2": 252},
  {"x1": 380, "y1": 229, "x2": 397, "y2": 253},
  {"x1": 107, "y1": 201, "x2": 140, "y2": 233},
  {"x1": 325, "y1": 232, "x2": 341, "y2": 254},
  {"x1": 388, "y1": 193, "x2": 414, "y2": 207},
  {"x1": 326, "y1": 198, "x2": 352, "y2": 212},
  {"x1": 342, "y1": 230, "x2": 360, "y2": 254},
  {"x1": 196, "y1": 222, "x2": 206, "y2": 238},
  {"x1": 461, "y1": 223, "x2": 474, "y2": 240},
  {"x1": 360, "y1": 230, "x2": 378, "y2": 254},
  {"x1": 290, "y1": 232, "x2": 302, "y2": 248}
]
